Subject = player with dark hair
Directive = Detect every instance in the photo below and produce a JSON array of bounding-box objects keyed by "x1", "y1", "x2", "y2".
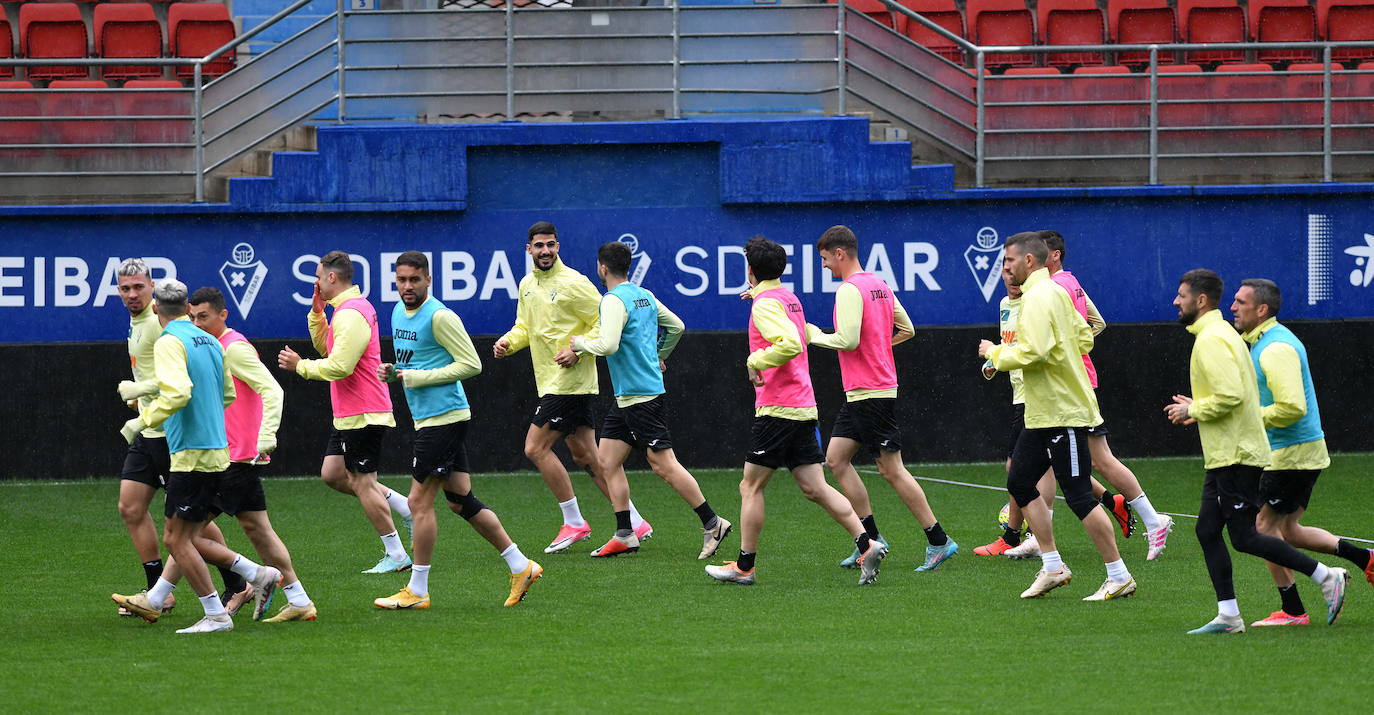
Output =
[
  {"x1": 113, "y1": 280, "x2": 281, "y2": 633},
  {"x1": 1039, "y1": 231, "x2": 1173, "y2": 559},
  {"x1": 1166, "y1": 269, "x2": 1348, "y2": 633},
  {"x1": 112, "y1": 258, "x2": 247, "y2": 617},
  {"x1": 374, "y1": 251, "x2": 542, "y2": 610},
  {"x1": 1228, "y1": 278, "x2": 1371, "y2": 626},
  {"x1": 279, "y1": 250, "x2": 413, "y2": 574},
  {"x1": 496, "y1": 222, "x2": 652, "y2": 553},
  {"x1": 979, "y1": 232, "x2": 1135, "y2": 601},
  {"x1": 568, "y1": 242, "x2": 731, "y2": 559},
  {"x1": 706, "y1": 236, "x2": 882, "y2": 585},
  {"x1": 185, "y1": 286, "x2": 317, "y2": 622},
  {"x1": 808, "y1": 225, "x2": 957, "y2": 573}
]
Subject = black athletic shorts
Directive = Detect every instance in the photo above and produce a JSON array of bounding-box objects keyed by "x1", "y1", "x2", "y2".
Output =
[
  {"x1": 165, "y1": 471, "x2": 223, "y2": 522},
  {"x1": 325, "y1": 425, "x2": 388, "y2": 475},
  {"x1": 1086, "y1": 422, "x2": 1110, "y2": 438},
  {"x1": 412, "y1": 420, "x2": 471, "y2": 483},
  {"x1": 121, "y1": 434, "x2": 170, "y2": 489},
  {"x1": 1007, "y1": 403, "x2": 1026, "y2": 459},
  {"x1": 600, "y1": 396, "x2": 673, "y2": 451},
  {"x1": 210, "y1": 462, "x2": 267, "y2": 517},
  {"x1": 830, "y1": 398, "x2": 902, "y2": 452},
  {"x1": 1007, "y1": 426, "x2": 1095, "y2": 519},
  {"x1": 531, "y1": 393, "x2": 596, "y2": 434},
  {"x1": 747, "y1": 416, "x2": 824, "y2": 470},
  {"x1": 1259, "y1": 469, "x2": 1321, "y2": 514},
  {"x1": 1203, "y1": 463, "x2": 1264, "y2": 514}
]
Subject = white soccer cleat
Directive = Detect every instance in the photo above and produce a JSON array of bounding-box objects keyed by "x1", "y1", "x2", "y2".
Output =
[
  {"x1": 1082, "y1": 577, "x2": 1136, "y2": 601},
  {"x1": 1320, "y1": 566, "x2": 1350, "y2": 625},
  {"x1": 1005, "y1": 533, "x2": 1041, "y2": 560},
  {"x1": 1146, "y1": 515, "x2": 1174, "y2": 561},
  {"x1": 250, "y1": 566, "x2": 283, "y2": 621},
  {"x1": 699, "y1": 517, "x2": 733, "y2": 560},
  {"x1": 1020, "y1": 566, "x2": 1072, "y2": 598},
  {"x1": 175, "y1": 613, "x2": 234, "y2": 634}
]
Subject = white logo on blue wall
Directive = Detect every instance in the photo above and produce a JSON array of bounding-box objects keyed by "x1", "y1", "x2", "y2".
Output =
[
  {"x1": 220, "y1": 242, "x2": 268, "y2": 318},
  {"x1": 964, "y1": 227, "x2": 1005, "y2": 303},
  {"x1": 618, "y1": 233, "x2": 652, "y2": 286},
  {"x1": 1345, "y1": 233, "x2": 1374, "y2": 288}
]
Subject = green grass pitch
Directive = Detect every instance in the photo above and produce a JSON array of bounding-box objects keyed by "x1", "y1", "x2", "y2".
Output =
[{"x1": 2, "y1": 455, "x2": 1370, "y2": 713}]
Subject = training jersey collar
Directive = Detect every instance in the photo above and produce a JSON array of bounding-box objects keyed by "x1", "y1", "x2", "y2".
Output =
[
  {"x1": 748, "y1": 278, "x2": 783, "y2": 298},
  {"x1": 327, "y1": 285, "x2": 362, "y2": 309},
  {"x1": 1241, "y1": 316, "x2": 1279, "y2": 345},
  {"x1": 1021, "y1": 267, "x2": 1050, "y2": 291},
  {"x1": 1186, "y1": 308, "x2": 1223, "y2": 336}
]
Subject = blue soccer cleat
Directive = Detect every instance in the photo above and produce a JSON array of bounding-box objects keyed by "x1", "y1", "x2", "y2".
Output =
[{"x1": 915, "y1": 539, "x2": 959, "y2": 572}]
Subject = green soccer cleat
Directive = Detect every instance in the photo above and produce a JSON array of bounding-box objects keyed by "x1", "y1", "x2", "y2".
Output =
[{"x1": 362, "y1": 553, "x2": 413, "y2": 574}]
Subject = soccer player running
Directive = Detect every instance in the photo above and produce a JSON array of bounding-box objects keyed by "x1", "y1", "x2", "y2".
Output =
[
  {"x1": 1229, "y1": 278, "x2": 1372, "y2": 627},
  {"x1": 566, "y1": 241, "x2": 731, "y2": 560},
  {"x1": 186, "y1": 287, "x2": 318, "y2": 622},
  {"x1": 278, "y1": 251, "x2": 413, "y2": 574},
  {"x1": 978, "y1": 232, "x2": 1136, "y2": 601},
  {"x1": 494, "y1": 221, "x2": 650, "y2": 553},
  {"x1": 806, "y1": 225, "x2": 957, "y2": 573},
  {"x1": 112, "y1": 258, "x2": 247, "y2": 616},
  {"x1": 1041, "y1": 231, "x2": 1173, "y2": 560},
  {"x1": 112, "y1": 281, "x2": 281, "y2": 633},
  {"x1": 705, "y1": 236, "x2": 884, "y2": 586},
  {"x1": 373, "y1": 252, "x2": 542, "y2": 610},
  {"x1": 1166, "y1": 269, "x2": 1348, "y2": 634}
]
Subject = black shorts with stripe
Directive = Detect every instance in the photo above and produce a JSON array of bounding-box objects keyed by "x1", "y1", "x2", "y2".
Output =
[{"x1": 748, "y1": 416, "x2": 824, "y2": 470}]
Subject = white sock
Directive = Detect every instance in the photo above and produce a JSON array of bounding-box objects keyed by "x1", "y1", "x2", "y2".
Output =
[
  {"x1": 229, "y1": 553, "x2": 262, "y2": 582},
  {"x1": 1310, "y1": 562, "x2": 1330, "y2": 584},
  {"x1": 408, "y1": 564, "x2": 431, "y2": 597},
  {"x1": 628, "y1": 500, "x2": 645, "y2": 530},
  {"x1": 385, "y1": 489, "x2": 412, "y2": 518},
  {"x1": 559, "y1": 497, "x2": 586, "y2": 528},
  {"x1": 1041, "y1": 550, "x2": 1064, "y2": 572},
  {"x1": 501, "y1": 543, "x2": 530, "y2": 575},
  {"x1": 281, "y1": 580, "x2": 311, "y2": 608},
  {"x1": 147, "y1": 577, "x2": 175, "y2": 608},
  {"x1": 1105, "y1": 559, "x2": 1130, "y2": 582},
  {"x1": 200, "y1": 592, "x2": 226, "y2": 617},
  {"x1": 381, "y1": 531, "x2": 408, "y2": 562},
  {"x1": 1128, "y1": 494, "x2": 1162, "y2": 532},
  {"x1": 1218, "y1": 598, "x2": 1240, "y2": 618}
]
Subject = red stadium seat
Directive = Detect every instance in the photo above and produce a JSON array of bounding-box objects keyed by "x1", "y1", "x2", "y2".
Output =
[
  {"x1": 0, "y1": 79, "x2": 40, "y2": 146},
  {"x1": 168, "y1": 2, "x2": 237, "y2": 79},
  {"x1": 1073, "y1": 65, "x2": 1148, "y2": 128},
  {"x1": 95, "y1": 3, "x2": 164, "y2": 81},
  {"x1": 1215, "y1": 63, "x2": 1282, "y2": 127},
  {"x1": 1107, "y1": 0, "x2": 1177, "y2": 67},
  {"x1": 0, "y1": 17, "x2": 12, "y2": 80},
  {"x1": 48, "y1": 79, "x2": 125, "y2": 145},
  {"x1": 1178, "y1": 0, "x2": 1248, "y2": 65},
  {"x1": 123, "y1": 79, "x2": 191, "y2": 144},
  {"x1": 1156, "y1": 64, "x2": 1210, "y2": 128},
  {"x1": 985, "y1": 67, "x2": 1070, "y2": 129},
  {"x1": 1318, "y1": 0, "x2": 1374, "y2": 63},
  {"x1": 1251, "y1": 0, "x2": 1317, "y2": 63},
  {"x1": 967, "y1": 0, "x2": 1036, "y2": 69},
  {"x1": 19, "y1": 3, "x2": 89, "y2": 81},
  {"x1": 1039, "y1": 0, "x2": 1107, "y2": 67},
  {"x1": 898, "y1": 0, "x2": 966, "y2": 63}
]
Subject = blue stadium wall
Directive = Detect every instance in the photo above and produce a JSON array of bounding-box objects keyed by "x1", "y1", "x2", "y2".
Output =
[{"x1": 2, "y1": 117, "x2": 1372, "y2": 478}]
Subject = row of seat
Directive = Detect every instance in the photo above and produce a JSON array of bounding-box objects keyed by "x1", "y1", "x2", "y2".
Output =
[
  {"x1": 982, "y1": 61, "x2": 1374, "y2": 129},
  {"x1": 0, "y1": 78, "x2": 190, "y2": 145},
  {"x1": 0, "y1": 2, "x2": 234, "y2": 81},
  {"x1": 844, "y1": 0, "x2": 1374, "y2": 68}
]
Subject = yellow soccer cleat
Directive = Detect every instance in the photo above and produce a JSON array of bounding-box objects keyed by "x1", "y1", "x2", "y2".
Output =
[
  {"x1": 264, "y1": 602, "x2": 318, "y2": 622},
  {"x1": 374, "y1": 586, "x2": 430, "y2": 610},
  {"x1": 505, "y1": 560, "x2": 543, "y2": 607},
  {"x1": 111, "y1": 591, "x2": 162, "y2": 623}
]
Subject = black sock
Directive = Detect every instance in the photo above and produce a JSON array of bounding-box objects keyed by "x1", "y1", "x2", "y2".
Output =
[
  {"x1": 1336, "y1": 540, "x2": 1371, "y2": 569},
  {"x1": 219, "y1": 567, "x2": 247, "y2": 596},
  {"x1": 1001, "y1": 526, "x2": 1021, "y2": 547},
  {"x1": 924, "y1": 522, "x2": 948, "y2": 547},
  {"x1": 1278, "y1": 583, "x2": 1306, "y2": 617},
  {"x1": 142, "y1": 559, "x2": 163, "y2": 590},
  {"x1": 738, "y1": 550, "x2": 756, "y2": 572},
  {"x1": 693, "y1": 501, "x2": 718, "y2": 529},
  {"x1": 855, "y1": 533, "x2": 871, "y2": 554},
  {"x1": 615, "y1": 509, "x2": 632, "y2": 534},
  {"x1": 1099, "y1": 491, "x2": 1116, "y2": 509},
  {"x1": 859, "y1": 514, "x2": 880, "y2": 540}
]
